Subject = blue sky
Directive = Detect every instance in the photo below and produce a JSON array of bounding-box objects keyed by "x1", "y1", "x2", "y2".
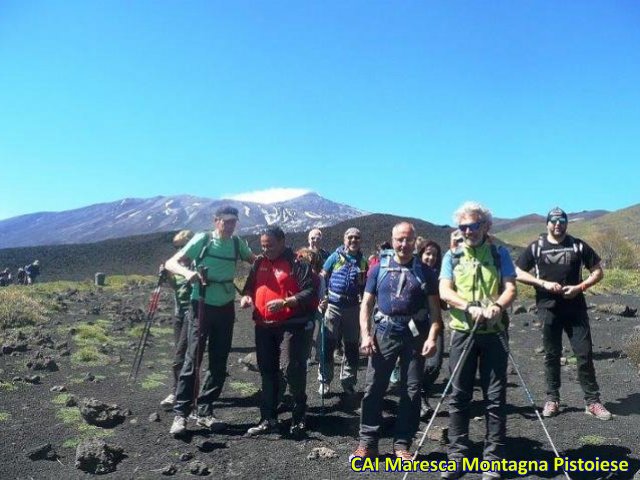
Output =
[{"x1": 1, "y1": 1, "x2": 638, "y2": 225}]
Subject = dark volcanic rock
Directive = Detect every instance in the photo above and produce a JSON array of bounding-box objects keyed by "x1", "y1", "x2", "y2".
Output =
[
  {"x1": 27, "y1": 443, "x2": 57, "y2": 461},
  {"x1": 188, "y1": 460, "x2": 210, "y2": 476},
  {"x1": 161, "y1": 464, "x2": 178, "y2": 475},
  {"x1": 26, "y1": 357, "x2": 59, "y2": 372},
  {"x1": 75, "y1": 438, "x2": 125, "y2": 474},
  {"x1": 594, "y1": 303, "x2": 637, "y2": 317},
  {"x1": 79, "y1": 398, "x2": 127, "y2": 428}
]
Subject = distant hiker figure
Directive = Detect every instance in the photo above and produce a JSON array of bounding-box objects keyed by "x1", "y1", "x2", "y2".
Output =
[
  {"x1": 16, "y1": 268, "x2": 26, "y2": 285},
  {"x1": 164, "y1": 206, "x2": 256, "y2": 436},
  {"x1": 515, "y1": 207, "x2": 611, "y2": 421},
  {"x1": 160, "y1": 229, "x2": 195, "y2": 410},
  {"x1": 439, "y1": 202, "x2": 517, "y2": 480},
  {"x1": 240, "y1": 226, "x2": 315, "y2": 437},
  {"x1": 0, "y1": 268, "x2": 10, "y2": 287},
  {"x1": 25, "y1": 260, "x2": 40, "y2": 285},
  {"x1": 350, "y1": 222, "x2": 442, "y2": 462},
  {"x1": 317, "y1": 227, "x2": 368, "y2": 399},
  {"x1": 307, "y1": 228, "x2": 329, "y2": 265},
  {"x1": 416, "y1": 238, "x2": 446, "y2": 418}
]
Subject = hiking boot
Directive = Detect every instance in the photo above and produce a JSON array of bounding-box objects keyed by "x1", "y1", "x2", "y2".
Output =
[
  {"x1": 246, "y1": 418, "x2": 278, "y2": 436},
  {"x1": 169, "y1": 415, "x2": 187, "y2": 436},
  {"x1": 289, "y1": 419, "x2": 306, "y2": 438},
  {"x1": 196, "y1": 414, "x2": 226, "y2": 432},
  {"x1": 348, "y1": 445, "x2": 378, "y2": 462},
  {"x1": 342, "y1": 383, "x2": 356, "y2": 396},
  {"x1": 160, "y1": 393, "x2": 176, "y2": 410},
  {"x1": 482, "y1": 471, "x2": 501, "y2": 480},
  {"x1": 585, "y1": 402, "x2": 612, "y2": 420},
  {"x1": 421, "y1": 397, "x2": 434, "y2": 419},
  {"x1": 389, "y1": 364, "x2": 400, "y2": 387},
  {"x1": 542, "y1": 401, "x2": 559, "y2": 418},
  {"x1": 394, "y1": 449, "x2": 413, "y2": 461},
  {"x1": 441, "y1": 459, "x2": 463, "y2": 479},
  {"x1": 318, "y1": 382, "x2": 331, "y2": 398}
]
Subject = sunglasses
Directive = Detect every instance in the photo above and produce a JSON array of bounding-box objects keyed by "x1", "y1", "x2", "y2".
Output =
[
  {"x1": 347, "y1": 236, "x2": 361, "y2": 240},
  {"x1": 548, "y1": 217, "x2": 567, "y2": 225},
  {"x1": 458, "y1": 221, "x2": 484, "y2": 232}
]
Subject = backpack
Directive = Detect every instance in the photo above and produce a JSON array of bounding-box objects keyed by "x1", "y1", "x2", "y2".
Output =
[
  {"x1": 376, "y1": 249, "x2": 427, "y2": 294},
  {"x1": 197, "y1": 232, "x2": 240, "y2": 263},
  {"x1": 531, "y1": 234, "x2": 583, "y2": 280},
  {"x1": 326, "y1": 247, "x2": 367, "y2": 302},
  {"x1": 451, "y1": 243, "x2": 503, "y2": 294}
]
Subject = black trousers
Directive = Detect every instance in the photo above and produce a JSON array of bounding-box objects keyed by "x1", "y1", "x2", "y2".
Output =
[
  {"x1": 255, "y1": 321, "x2": 308, "y2": 422},
  {"x1": 447, "y1": 330, "x2": 508, "y2": 462},
  {"x1": 174, "y1": 301, "x2": 235, "y2": 417},
  {"x1": 539, "y1": 306, "x2": 600, "y2": 404},
  {"x1": 171, "y1": 308, "x2": 189, "y2": 390}
]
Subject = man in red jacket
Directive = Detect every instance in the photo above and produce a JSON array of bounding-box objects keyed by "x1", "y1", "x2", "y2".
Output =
[{"x1": 240, "y1": 226, "x2": 315, "y2": 437}]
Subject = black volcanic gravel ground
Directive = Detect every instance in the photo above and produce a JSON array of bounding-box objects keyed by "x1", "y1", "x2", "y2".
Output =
[{"x1": 1, "y1": 285, "x2": 639, "y2": 480}]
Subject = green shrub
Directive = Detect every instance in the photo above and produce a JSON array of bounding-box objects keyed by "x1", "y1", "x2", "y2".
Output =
[
  {"x1": 0, "y1": 289, "x2": 52, "y2": 329},
  {"x1": 71, "y1": 346, "x2": 108, "y2": 366},
  {"x1": 594, "y1": 269, "x2": 640, "y2": 295},
  {"x1": 73, "y1": 323, "x2": 110, "y2": 346},
  {"x1": 0, "y1": 411, "x2": 10, "y2": 421}
]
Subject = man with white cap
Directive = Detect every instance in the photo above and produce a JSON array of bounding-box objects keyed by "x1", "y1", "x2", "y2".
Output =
[
  {"x1": 164, "y1": 206, "x2": 256, "y2": 435},
  {"x1": 317, "y1": 227, "x2": 368, "y2": 399}
]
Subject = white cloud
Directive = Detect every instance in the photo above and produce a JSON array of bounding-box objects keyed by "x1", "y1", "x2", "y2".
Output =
[{"x1": 225, "y1": 188, "x2": 311, "y2": 204}]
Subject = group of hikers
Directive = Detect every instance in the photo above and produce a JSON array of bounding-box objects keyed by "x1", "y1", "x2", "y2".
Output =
[
  {"x1": 0, "y1": 260, "x2": 40, "y2": 286},
  {"x1": 155, "y1": 202, "x2": 610, "y2": 480}
]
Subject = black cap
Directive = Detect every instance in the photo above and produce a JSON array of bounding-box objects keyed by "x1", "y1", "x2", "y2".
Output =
[
  {"x1": 214, "y1": 205, "x2": 239, "y2": 220},
  {"x1": 546, "y1": 207, "x2": 568, "y2": 223}
]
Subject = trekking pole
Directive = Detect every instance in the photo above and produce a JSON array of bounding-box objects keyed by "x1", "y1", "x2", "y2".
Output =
[
  {"x1": 319, "y1": 305, "x2": 326, "y2": 414},
  {"x1": 496, "y1": 332, "x2": 573, "y2": 480},
  {"x1": 403, "y1": 319, "x2": 482, "y2": 480},
  {"x1": 192, "y1": 266, "x2": 208, "y2": 410},
  {"x1": 129, "y1": 269, "x2": 166, "y2": 382}
]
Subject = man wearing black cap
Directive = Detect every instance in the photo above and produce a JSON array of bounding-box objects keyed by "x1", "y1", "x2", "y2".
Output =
[
  {"x1": 165, "y1": 205, "x2": 256, "y2": 436},
  {"x1": 515, "y1": 207, "x2": 611, "y2": 421}
]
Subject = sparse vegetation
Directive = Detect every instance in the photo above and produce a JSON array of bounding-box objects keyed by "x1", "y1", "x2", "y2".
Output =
[
  {"x1": 589, "y1": 229, "x2": 638, "y2": 269},
  {"x1": 230, "y1": 381, "x2": 260, "y2": 397},
  {"x1": 56, "y1": 407, "x2": 82, "y2": 424},
  {"x1": 71, "y1": 346, "x2": 109, "y2": 366},
  {"x1": 52, "y1": 393, "x2": 72, "y2": 405},
  {"x1": 73, "y1": 323, "x2": 110, "y2": 346},
  {"x1": 0, "y1": 381, "x2": 18, "y2": 392},
  {"x1": 594, "y1": 269, "x2": 640, "y2": 295},
  {"x1": 0, "y1": 288, "x2": 52, "y2": 329},
  {"x1": 0, "y1": 412, "x2": 10, "y2": 422},
  {"x1": 141, "y1": 372, "x2": 167, "y2": 390},
  {"x1": 578, "y1": 435, "x2": 606, "y2": 446}
]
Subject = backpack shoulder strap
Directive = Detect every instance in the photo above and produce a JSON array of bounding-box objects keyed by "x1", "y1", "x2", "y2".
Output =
[
  {"x1": 233, "y1": 236, "x2": 240, "y2": 261},
  {"x1": 532, "y1": 234, "x2": 545, "y2": 278},
  {"x1": 198, "y1": 232, "x2": 213, "y2": 262},
  {"x1": 490, "y1": 244, "x2": 503, "y2": 293}
]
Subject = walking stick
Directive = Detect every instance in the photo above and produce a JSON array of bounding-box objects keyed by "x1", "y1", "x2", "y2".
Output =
[
  {"x1": 403, "y1": 319, "x2": 481, "y2": 480},
  {"x1": 497, "y1": 331, "x2": 573, "y2": 480},
  {"x1": 192, "y1": 266, "x2": 208, "y2": 410},
  {"x1": 129, "y1": 269, "x2": 166, "y2": 382},
  {"x1": 319, "y1": 305, "x2": 327, "y2": 414}
]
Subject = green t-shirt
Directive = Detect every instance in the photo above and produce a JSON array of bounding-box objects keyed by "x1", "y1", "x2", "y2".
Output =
[{"x1": 180, "y1": 231, "x2": 253, "y2": 306}]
